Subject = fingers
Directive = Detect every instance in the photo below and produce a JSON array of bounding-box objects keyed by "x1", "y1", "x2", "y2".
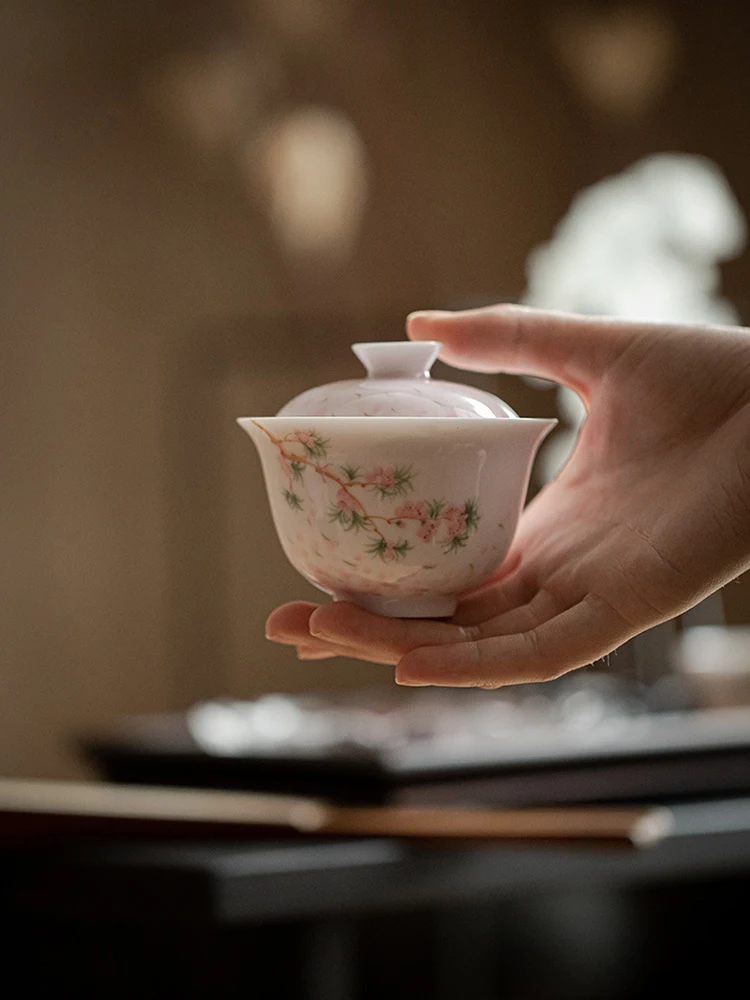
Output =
[
  {"x1": 266, "y1": 601, "x2": 320, "y2": 641},
  {"x1": 407, "y1": 305, "x2": 633, "y2": 389},
  {"x1": 306, "y1": 602, "x2": 476, "y2": 665},
  {"x1": 395, "y1": 594, "x2": 637, "y2": 688},
  {"x1": 266, "y1": 602, "x2": 363, "y2": 662},
  {"x1": 266, "y1": 601, "x2": 408, "y2": 665},
  {"x1": 267, "y1": 600, "x2": 481, "y2": 666},
  {"x1": 472, "y1": 588, "x2": 569, "y2": 638},
  {"x1": 265, "y1": 588, "x2": 561, "y2": 668},
  {"x1": 452, "y1": 564, "x2": 536, "y2": 626}
]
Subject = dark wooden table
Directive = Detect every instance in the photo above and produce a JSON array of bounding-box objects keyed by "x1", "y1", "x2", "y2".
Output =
[{"x1": 2, "y1": 796, "x2": 750, "y2": 999}]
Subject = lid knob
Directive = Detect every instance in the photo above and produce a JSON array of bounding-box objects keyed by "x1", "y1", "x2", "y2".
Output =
[{"x1": 352, "y1": 341, "x2": 441, "y2": 379}]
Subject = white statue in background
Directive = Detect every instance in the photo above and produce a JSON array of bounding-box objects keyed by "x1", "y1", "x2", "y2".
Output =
[{"x1": 523, "y1": 153, "x2": 747, "y2": 480}]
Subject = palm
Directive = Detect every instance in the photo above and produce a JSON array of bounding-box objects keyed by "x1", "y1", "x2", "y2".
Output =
[{"x1": 463, "y1": 329, "x2": 750, "y2": 636}]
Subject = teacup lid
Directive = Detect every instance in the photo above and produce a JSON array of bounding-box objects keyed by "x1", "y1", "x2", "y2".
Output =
[{"x1": 277, "y1": 341, "x2": 517, "y2": 418}]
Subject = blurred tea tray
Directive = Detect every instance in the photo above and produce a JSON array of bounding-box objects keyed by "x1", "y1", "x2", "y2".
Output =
[{"x1": 82, "y1": 701, "x2": 750, "y2": 808}]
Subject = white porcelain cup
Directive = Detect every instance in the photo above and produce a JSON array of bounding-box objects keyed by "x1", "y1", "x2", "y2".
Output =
[{"x1": 238, "y1": 415, "x2": 555, "y2": 618}]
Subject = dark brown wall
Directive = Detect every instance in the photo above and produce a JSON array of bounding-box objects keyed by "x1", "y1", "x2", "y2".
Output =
[{"x1": 2, "y1": 1, "x2": 748, "y2": 776}]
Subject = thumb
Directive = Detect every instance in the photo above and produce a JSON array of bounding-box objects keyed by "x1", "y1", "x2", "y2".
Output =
[{"x1": 407, "y1": 304, "x2": 635, "y2": 390}]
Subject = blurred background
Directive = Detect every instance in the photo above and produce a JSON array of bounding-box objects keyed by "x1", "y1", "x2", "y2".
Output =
[{"x1": 3, "y1": 0, "x2": 750, "y2": 781}]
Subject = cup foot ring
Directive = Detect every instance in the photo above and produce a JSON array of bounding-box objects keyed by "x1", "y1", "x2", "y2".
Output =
[{"x1": 332, "y1": 591, "x2": 457, "y2": 619}]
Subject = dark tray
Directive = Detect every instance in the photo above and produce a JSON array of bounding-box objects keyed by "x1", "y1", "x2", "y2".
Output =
[{"x1": 82, "y1": 699, "x2": 750, "y2": 808}]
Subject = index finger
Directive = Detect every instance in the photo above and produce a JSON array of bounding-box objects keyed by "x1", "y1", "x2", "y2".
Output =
[{"x1": 407, "y1": 304, "x2": 636, "y2": 390}]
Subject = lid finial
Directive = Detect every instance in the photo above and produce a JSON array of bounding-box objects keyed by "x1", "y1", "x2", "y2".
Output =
[{"x1": 352, "y1": 341, "x2": 441, "y2": 379}]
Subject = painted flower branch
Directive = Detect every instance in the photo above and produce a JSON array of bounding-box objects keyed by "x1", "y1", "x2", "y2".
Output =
[{"x1": 254, "y1": 422, "x2": 480, "y2": 560}]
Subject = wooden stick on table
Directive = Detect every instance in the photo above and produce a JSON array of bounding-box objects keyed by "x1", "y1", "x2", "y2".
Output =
[{"x1": 0, "y1": 778, "x2": 674, "y2": 848}]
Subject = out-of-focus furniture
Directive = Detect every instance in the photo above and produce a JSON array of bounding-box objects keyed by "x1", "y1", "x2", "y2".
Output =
[
  {"x1": 2, "y1": 797, "x2": 750, "y2": 999},
  {"x1": 83, "y1": 696, "x2": 750, "y2": 807}
]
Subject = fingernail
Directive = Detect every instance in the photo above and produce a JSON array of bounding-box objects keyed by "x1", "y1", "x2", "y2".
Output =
[
  {"x1": 395, "y1": 675, "x2": 430, "y2": 687},
  {"x1": 297, "y1": 646, "x2": 333, "y2": 660},
  {"x1": 308, "y1": 610, "x2": 331, "y2": 639},
  {"x1": 265, "y1": 630, "x2": 295, "y2": 645},
  {"x1": 407, "y1": 309, "x2": 452, "y2": 323}
]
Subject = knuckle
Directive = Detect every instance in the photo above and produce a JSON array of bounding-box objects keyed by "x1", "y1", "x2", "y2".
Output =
[
  {"x1": 521, "y1": 627, "x2": 543, "y2": 662},
  {"x1": 458, "y1": 624, "x2": 484, "y2": 643}
]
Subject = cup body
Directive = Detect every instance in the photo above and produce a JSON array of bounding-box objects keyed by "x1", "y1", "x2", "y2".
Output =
[{"x1": 239, "y1": 416, "x2": 555, "y2": 618}]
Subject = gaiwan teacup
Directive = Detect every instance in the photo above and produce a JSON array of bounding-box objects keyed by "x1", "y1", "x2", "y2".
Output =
[{"x1": 238, "y1": 341, "x2": 555, "y2": 618}]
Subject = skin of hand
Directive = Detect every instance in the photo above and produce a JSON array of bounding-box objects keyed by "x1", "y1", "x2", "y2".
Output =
[{"x1": 266, "y1": 305, "x2": 750, "y2": 688}]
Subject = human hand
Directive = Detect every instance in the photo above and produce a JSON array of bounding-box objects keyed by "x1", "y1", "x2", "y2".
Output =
[{"x1": 266, "y1": 306, "x2": 750, "y2": 687}]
